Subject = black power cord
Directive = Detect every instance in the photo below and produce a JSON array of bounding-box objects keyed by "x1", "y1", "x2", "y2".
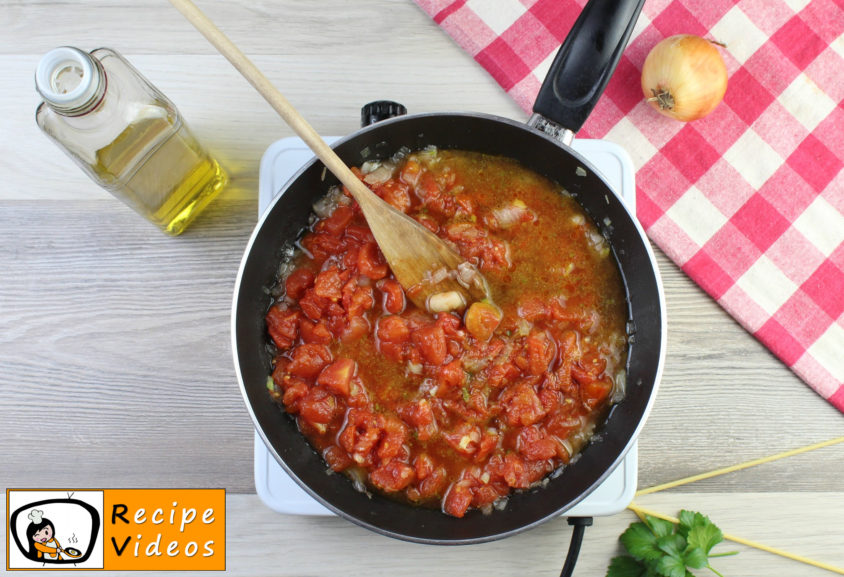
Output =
[{"x1": 560, "y1": 516, "x2": 594, "y2": 577}]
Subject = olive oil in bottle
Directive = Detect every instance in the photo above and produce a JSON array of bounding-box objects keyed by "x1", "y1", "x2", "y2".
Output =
[{"x1": 36, "y1": 46, "x2": 227, "y2": 235}]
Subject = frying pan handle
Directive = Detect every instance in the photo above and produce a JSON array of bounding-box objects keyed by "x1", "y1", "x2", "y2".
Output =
[{"x1": 532, "y1": 0, "x2": 645, "y2": 134}]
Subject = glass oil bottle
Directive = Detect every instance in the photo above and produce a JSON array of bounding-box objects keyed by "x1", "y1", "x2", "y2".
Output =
[{"x1": 35, "y1": 46, "x2": 227, "y2": 235}]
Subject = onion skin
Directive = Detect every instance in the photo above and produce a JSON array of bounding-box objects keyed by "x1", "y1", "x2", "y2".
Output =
[{"x1": 641, "y1": 35, "x2": 728, "y2": 122}]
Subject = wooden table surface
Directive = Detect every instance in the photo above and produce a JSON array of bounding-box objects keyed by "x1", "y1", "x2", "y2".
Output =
[{"x1": 2, "y1": 1, "x2": 842, "y2": 575}]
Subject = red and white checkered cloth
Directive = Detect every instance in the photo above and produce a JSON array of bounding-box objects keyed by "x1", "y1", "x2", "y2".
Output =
[{"x1": 414, "y1": 0, "x2": 844, "y2": 412}]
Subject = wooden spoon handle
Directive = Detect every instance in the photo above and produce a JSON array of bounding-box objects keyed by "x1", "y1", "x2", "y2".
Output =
[{"x1": 168, "y1": 0, "x2": 368, "y2": 202}]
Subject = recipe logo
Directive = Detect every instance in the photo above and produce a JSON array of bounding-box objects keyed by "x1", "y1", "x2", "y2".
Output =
[{"x1": 7, "y1": 489, "x2": 225, "y2": 571}]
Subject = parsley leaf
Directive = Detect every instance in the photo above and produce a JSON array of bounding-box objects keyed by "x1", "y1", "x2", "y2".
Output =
[
  {"x1": 606, "y1": 510, "x2": 736, "y2": 577},
  {"x1": 646, "y1": 515, "x2": 675, "y2": 538},
  {"x1": 683, "y1": 512, "x2": 723, "y2": 555},
  {"x1": 607, "y1": 556, "x2": 658, "y2": 577},
  {"x1": 620, "y1": 522, "x2": 662, "y2": 562},
  {"x1": 656, "y1": 554, "x2": 687, "y2": 577}
]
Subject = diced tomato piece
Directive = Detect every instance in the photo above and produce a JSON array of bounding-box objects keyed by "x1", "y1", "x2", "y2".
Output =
[
  {"x1": 545, "y1": 412, "x2": 582, "y2": 440},
  {"x1": 474, "y1": 429, "x2": 499, "y2": 463},
  {"x1": 414, "y1": 171, "x2": 441, "y2": 200},
  {"x1": 357, "y1": 242, "x2": 389, "y2": 279},
  {"x1": 517, "y1": 426, "x2": 558, "y2": 461},
  {"x1": 265, "y1": 307, "x2": 300, "y2": 350},
  {"x1": 486, "y1": 361, "x2": 520, "y2": 388},
  {"x1": 299, "y1": 387, "x2": 339, "y2": 426},
  {"x1": 551, "y1": 331, "x2": 580, "y2": 393},
  {"x1": 549, "y1": 298, "x2": 599, "y2": 332},
  {"x1": 379, "y1": 342, "x2": 404, "y2": 363},
  {"x1": 498, "y1": 452, "x2": 532, "y2": 489},
  {"x1": 287, "y1": 343, "x2": 333, "y2": 379},
  {"x1": 538, "y1": 387, "x2": 561, "y2": 413},
  {"x1": 376, "y1": 417, "x2": 409, "y2": 462},
  {"x1": 445, "y1": 222, "x2": 485, "y2": 246},
  {"x1": 346, "y1": 376, "x2": 370, "y2": 409},
  {"x1": 499, "y1": 379, "x2": 547, "y2": 427},
  {"x1": 270, "y1": 358, "x2": 289, "y2": 389},
  {"x1": 417, "y1": 466, "x2": 448, "y2": 499},
  {"x1": 464, "y1": 301, "x2": 502, "y2": 342},
  {"x1": 526, "y1": 331, "x2": 555, "y2": 375},
  {"x1": 298, "y1": 289, "x2": 330, "y2": 321},
  {"x1": 324, "y1": 302, "x2": 348, "y2": 338},
  {"x1": 412, "y1": 324, "x2": 447, "y2": 365},
  {"x1": 443, "y1": 481, "x2": 474, "y2": 518},
  {"x1": 316, "y1": 358, "x2": 356, "y2": 396},
  {"x1": 415, "y1": 213, "x2": 440, "y2": 233},
  {"x1": 581, "y1": 378, "x2": 613, "y2": 410},
  {"x1": 479, "y1": 237, "x2": 511, "y2": 271},
  {"x1": 376, "y1": 180, "x2": 412, "y2": 213},
  {"x1": 453, "y1": 193, "x2": 475, "y2": 216},
  {"x1": 318, "y1": 205, "x2": 355, "y2": 236},
  {"x1": 338, "y1": 408, "x2": 383, "y2": 467},
  {"x1": 342, "y1": 244, "x2": 360, "y2": 270},
  {"x1": 399, "y1": 159, "x2": 421, "y2": 186},
  {"x1": 377, "y1": 279, "x2": 406, "y2": 314},
  {"x1": 398, "y1": 399, "x2": 438, "y2": 441},
  {"x1": 414, "y1": 453, "x2": 435, "y2": 480},
  {"x1": 341, "y1": 315, "x2": 370, "y2": 343},
  {"x1": 342, "y1": 281, "x2": 374, "y2": 317},
  {"x1": 580, "y1": 351, "x2": 608, "y2": 377},
  {"x1": 443, "y1": 422, "x2": 482, "y2": 457},
  {"x1": 425, "y1": 191, "x2": 458, "y2": 218},
  {"x1": 517, "y1": 296, "x2": 549, "y2": 322},
  {"x1": 300, "y1": 232, "x2": 344, "y2": 265},
  {"x1": 313, "y1": 267, "x2": 347, "y2": 302},
  {"x1": 299, "y1": 318, "x2": 332, "y2": 344},
  {"x1": 473, "y1": 481, "x2": 507, "y2": 508},
  {"x1": 284, "y1": 268, "x2": 315, "y2": 300},
  {"x1": 437, "y1": 359, "x2": 465, "y2": 389},
  {"x1": 377, "y1": 315, "x2": 411, "y2": 343},
  {"x1": 447, "y1": 340, "x2": 462, "y2": 357},
  {"x1": 558, "y1": 330, "x2": 580, "y2": 362},
  {"x1": 436, "y1": 312, "x2": 463, "y2": 337},
  {"x1": 571, "y1": 351, "x2": 607, "y2": 385},
  {"x1": 344, "y1": 224, "x2": 374, "y2": 243},
  {"x1": 323, "y1": 445, "x2": 353, "y2": 472},
  {"x1": 280, "y1": 378, "x2": 308, "y2": 413},
  {"x1": 369, "y1": 460, "x2": 416, "y2": 492},
  {"x1": 444, "y1": 223, "x2": 511, "y2": 270}
]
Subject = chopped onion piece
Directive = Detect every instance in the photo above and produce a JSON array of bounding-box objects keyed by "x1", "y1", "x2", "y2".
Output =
[
  {"x1": 427, "y1": 290, "x2": 466, "y2": 313},
  {"x1": 516, "y1": 318, "x2": 532, "y2": 337},
  {"x1": 362, "y1": 163, "x2": 394, "y2": 186},
  {"x1": 312, "y1": 186, "x2": 343, "y2": 218},
  {"x1": 429, "y1": 266, "x2": 449, "y2": 285},
  {"x1": 489, "y1": 199, "x2": 536, "y2": 229},
  {"x1": 611, "y1": 369, "x2": 627, "y2": 403}
]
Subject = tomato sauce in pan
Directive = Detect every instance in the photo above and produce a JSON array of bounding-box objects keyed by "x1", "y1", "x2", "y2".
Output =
[{"x1": 265, "y1": 149, "x2": 627, "y2": 517}]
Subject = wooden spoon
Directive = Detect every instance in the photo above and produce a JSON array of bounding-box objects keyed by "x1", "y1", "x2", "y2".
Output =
[{"x1": 169, "y1": 0, "x2": 489, "y2": 311}]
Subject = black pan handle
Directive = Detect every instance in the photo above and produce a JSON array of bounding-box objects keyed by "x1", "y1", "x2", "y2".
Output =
[{"x1": 532, "y1": 0, "x2": 645, "y2": 134}]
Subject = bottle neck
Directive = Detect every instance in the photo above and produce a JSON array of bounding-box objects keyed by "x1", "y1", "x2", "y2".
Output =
[{"x1": 36, "y1": 47, "x2": 108, "y2": 117}]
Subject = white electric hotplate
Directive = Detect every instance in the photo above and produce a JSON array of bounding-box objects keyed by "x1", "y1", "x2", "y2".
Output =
[{"x1": 254, "y1": 134, "x2": 639, "y2": 518}]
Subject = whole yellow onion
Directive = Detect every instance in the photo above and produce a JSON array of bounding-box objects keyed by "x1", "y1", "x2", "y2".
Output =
[{"x1": 641, "y1": 34, "x2": 728, "y2": 122}]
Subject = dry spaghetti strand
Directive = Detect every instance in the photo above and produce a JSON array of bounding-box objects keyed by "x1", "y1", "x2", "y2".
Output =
[
  {"x1": 626, "y1": 503, "x2": 844, "y2": 575},
  {"x1": 636, "y1": 436, "x2": 844, "y2": 496}
]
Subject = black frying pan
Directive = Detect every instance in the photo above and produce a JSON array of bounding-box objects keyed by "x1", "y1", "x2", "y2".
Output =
[{"x1": 233, "y1": 0, "x2": 664, "y2": 544}]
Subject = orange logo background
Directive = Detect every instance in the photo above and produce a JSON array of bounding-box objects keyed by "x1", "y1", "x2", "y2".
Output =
[{"x1": 104, "y1": 489, "x2": 225, "y2": 571}]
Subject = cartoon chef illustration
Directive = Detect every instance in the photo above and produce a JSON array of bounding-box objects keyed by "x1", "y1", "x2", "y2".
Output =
[{"x1": 25, "y1": 509, "x2": 66, "y2": 561}]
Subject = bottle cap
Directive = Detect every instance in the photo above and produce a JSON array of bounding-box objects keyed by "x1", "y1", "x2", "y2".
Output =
[{"x1": 36, "y1": 47, "x2": 102, "y2": 114}]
